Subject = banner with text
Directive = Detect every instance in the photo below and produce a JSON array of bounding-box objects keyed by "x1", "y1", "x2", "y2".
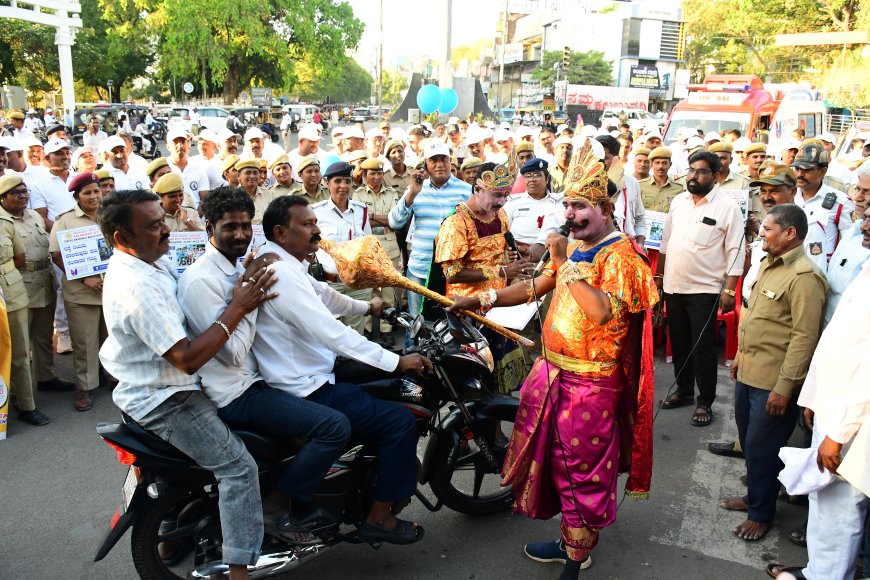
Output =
[{"x1": 56, "y1": 225, "x2": 112, "y2": 280}]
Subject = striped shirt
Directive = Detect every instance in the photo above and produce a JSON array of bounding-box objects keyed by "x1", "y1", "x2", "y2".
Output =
[{"x1": 389, "y1": 175, "x2": 471, "y2": 279}]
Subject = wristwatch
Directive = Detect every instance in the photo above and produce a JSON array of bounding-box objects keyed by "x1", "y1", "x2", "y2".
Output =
[{"x1": 722, "y1": 288, "x2": 736, "y2": 297}]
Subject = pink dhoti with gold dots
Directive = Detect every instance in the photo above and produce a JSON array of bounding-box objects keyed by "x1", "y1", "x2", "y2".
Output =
[{"x1": 502, "y1": 357, "x2": 627, "y2": 560}]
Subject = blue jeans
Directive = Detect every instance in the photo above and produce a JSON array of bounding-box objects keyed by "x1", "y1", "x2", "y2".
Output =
[
  {"x1": 307, "y1": 382, "x2": 417, "y2": 502},
  {"x1": 405, "y1": 273, "x2": 427, "y2": 347},
  {"x1": 218, "y1": 381, "x2": 351, "y2": 501},
  {"x1": 137, "y1": 390, "x2": 261, "y2": 566},
  {"x1": 734, "y1": 380, "x2": 799, "y2": 523}
]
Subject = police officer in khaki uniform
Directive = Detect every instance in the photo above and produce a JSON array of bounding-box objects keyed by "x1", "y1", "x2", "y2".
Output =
[
  {"x1": 0, "y1": 175, "x2": 50, "y2": 425},
  {"x1": 285, "y1": 155, "x2": 329, "y2": 204},
  {"x1": 638, "y1": 147, "x2": 684, "y2": 212},
  {"x1": 353, "y1": 157, "x2": 402, "y2": 335},
  {"x1": 268, "y1": 154, "x2": 296, "y2": 197},
  {"x1": 95, "y1": 168, "x2": 115, "y2": 195},
  {"x1": 236, "y1": 158, "x2": 275, "y2": 224},
  {"x1": 154, "y1": 173, "x2": 203, "y2": 232},
  {"x1": 383, "y1": 140, "x2": 411, "y2": 193},
  {"x1": 221, "y1": 154, "x2": 240, "y2": 187},
  {"x1": 709, "y1": 142, "x2": 750, "y2": 190},
  {"x1": 0, "y1": 177, "x2": 74, "y2": 396},
  {"x1": 49, "y1": 172, "x2": 110, "y2": 411},
  {"x1": 146, "y1": 156, "x2": 172, "y2": 189},
  {"x1": 548, "y1": 136, "x2": 573, "y2": 193},
  {"x1": 738, "y1": 142, "x2": 768, "y2": 218}
]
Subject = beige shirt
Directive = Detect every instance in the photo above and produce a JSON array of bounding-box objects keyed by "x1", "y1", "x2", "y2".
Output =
[
  {"x1": 661, "y1": 187, "x2": 745, "y2": 294},
  {"x1": 163, "y1": 206, "x2": 203, "y2": 232},
  {"x1": 353, "y1": 185, "x2": 401, "y2": 261},
  {"x1": 0, "y1": 211, "x2": 28, "y2": 311},
  {"x1": 283, "y1": 182, "x2": 330, "y2": 205},
  {"x1": 0, "y1": 206, "x2": 54, "y2": 308},
  {"x1": 639, "y1": 176, "x2": 684, "y2": 213},
  {"x1": 549, "y1": 164, "x2": 569, "y2": 194},
  {"x1": 249, "y1": 187, "x2": 276, "y2": 225},
  {"x1": 383, "y1": 165, "x2": 410, "y2": 194},
  {"x1": 49, "y1": 205, "x2": 103, "y2": 306}
]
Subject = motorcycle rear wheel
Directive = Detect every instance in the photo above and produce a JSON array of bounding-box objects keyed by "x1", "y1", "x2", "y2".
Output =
[
  {"x1": 130, "y1": 490, "x2": 215, "y2": 580},
  {"x1": 429, "y1": 411, "x2": 516, "y2": 516}
]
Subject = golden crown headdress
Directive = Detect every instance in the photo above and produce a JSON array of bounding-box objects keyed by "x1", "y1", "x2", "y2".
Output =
[
  {"x1": 476, "y1": 149, "x2": 518, "y2": 193},
  {"x1": 563, "y1": 138, "x2": 609, "y2": 203}
]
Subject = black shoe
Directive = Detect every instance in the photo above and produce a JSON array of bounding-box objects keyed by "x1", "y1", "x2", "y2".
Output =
[
  {"x1": 37, "y1": 377, "x2": 76, "y2": 392},
  {"x1": 18, "y1": 409, "x2": 51, "y2": 426},
  {"x1": 708, "y1": 441, "x2": 744, "y2": 458}
]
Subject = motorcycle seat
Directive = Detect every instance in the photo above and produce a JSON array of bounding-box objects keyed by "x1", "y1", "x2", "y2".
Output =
[{"x1": 234, "y1": 431, "x2": 306, "y2": 463}]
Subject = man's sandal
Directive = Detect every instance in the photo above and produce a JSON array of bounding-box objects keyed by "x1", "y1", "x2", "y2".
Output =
[
  {"x1": 691, "y1": 405, "x2": 713, "y2": 426},
  {"x1": 359, "y1": 518, "x2": 425, "y2": 545},
  {"x1": 265, "y1": 513, "x2": 320, "y2": 545},
  {"x1": 659, "y1": 393, "x2": 695, "y2": 409},
  {"x1": 765, "y1": 563, "x2": 806, "y2": 579}
]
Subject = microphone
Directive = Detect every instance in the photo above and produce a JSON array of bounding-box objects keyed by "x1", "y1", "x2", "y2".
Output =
[
  {"x1": 503, "y1": 231, "x2": 521, "y2": 256},
  {"x1": 533, "y1": 221, "x2": 572, "y2": 275}
]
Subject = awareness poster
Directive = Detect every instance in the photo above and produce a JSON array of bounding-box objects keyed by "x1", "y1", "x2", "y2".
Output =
[
  {"x1": 167, "y1": 232, "x2": 208, "y2": 274},
  {"x1": 55, "y1": 225, "x2": 112, "y2": 280},
  {"x1": 644, "y1": 211, "x2": 667, "y2": 250},
  {"x1": 721, "y1": 189, "x2": 749, "y2": 221}
]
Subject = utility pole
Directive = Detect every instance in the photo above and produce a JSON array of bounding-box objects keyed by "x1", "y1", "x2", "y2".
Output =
[
  {"x1": 376, "y1": 0, "x2": 383, "y2": 113},
  {"x1": 496, "y1": 0, "x2": 508, "y2": 119},
  {"x1": 443, "y1": 0, "x2": 452, "y2": 90}
]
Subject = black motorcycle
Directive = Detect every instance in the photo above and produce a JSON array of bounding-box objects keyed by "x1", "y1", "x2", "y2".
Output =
[{"x1": 94, "y1": 308, "x2": 519, "y2": 579}]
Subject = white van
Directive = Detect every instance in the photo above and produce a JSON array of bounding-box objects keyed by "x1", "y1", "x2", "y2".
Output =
[
  {"x1": 283, "y1": 104, "x2": 318, "y2": 125},
  {"x1": 768, "y1": 90, "x2": 827, "y2": 154}
]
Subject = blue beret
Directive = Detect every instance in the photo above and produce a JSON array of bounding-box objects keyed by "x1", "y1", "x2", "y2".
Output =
[
  {"x1": 323, "y1": 161, "x2": 353, "y2": 180},
  {"x1": 520, "y1": 157, "x2": 548, "y2": 174}
]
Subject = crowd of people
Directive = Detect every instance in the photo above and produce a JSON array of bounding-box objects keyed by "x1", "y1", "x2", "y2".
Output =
[{"x1": 0, "y1": 105, "x2": 868, "y2": 580}]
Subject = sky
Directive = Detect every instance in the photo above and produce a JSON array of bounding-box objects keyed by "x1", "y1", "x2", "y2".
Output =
[{"x1": 345, "y1": 0, "x2": 505, "y2": 71}]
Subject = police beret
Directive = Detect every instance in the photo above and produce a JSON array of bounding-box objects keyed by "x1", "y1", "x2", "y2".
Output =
[
  {"x1": 0, "y1": 174, "x2": 24, "y2": 196},
  {"x1": 146, "y1": 157, "x2": 169, "y2": 178},
  {"x1": 68, "y1": 172, "x2": 99, "y2": 195},
  {"x1": 515, "y1": 142, "x2": 535, "y2": 154},
  {"x1": 744, "y1": 142, "x2": 767, "y2": 155},
  {"x1": 221, "y1": 155, "x2": 240, "y2": 173},
  {"x1": 323, "y1": 161, "x2": 354, "y2": 179},
  {"x1": 295, "y1": 155, "x2": 319, "y2": 174},
  {"x1": 633, "y1": 147, "x2": 652, "y2": 156},
  {"x1": 648, "y1": 147, "x2": 672, "y2": 161},
  {"x1": 460, "y1": 156, "x2": 482, "y2": 171},
  {"x1": 520, "y1": 157, "x2": 549, "y2": 174},
  {"x1": 361, "y1": 158, "x2": 384, "y2": 171},
  {"x1": 235, "y1": 158, "x2": 260, "y2": 171},
  {"x1": 268, "y1": 154, "x2": 291, "y2": 171},
  {"x1": 707, "y1": 142, "x2": 733, "y2": 154},
  {"x1": 95, "y1": 169, "x2": 113, "y2": 181},
  {"x1": 153, "y1": 173, "x2": 184, "y2": 195}
]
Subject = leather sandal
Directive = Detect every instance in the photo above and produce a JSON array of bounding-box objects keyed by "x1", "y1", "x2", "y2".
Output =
[
  {"x1": 659, "y1": 393, "x2": 695, "y2": 409},
  {"x1": 359, "y1": 518, "x2": 425, "y2": 545}
]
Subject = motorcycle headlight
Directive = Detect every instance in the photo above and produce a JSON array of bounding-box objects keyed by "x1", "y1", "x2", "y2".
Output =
[{"x1": 476, "y1": 345, "x2": 494, "y2": 373}]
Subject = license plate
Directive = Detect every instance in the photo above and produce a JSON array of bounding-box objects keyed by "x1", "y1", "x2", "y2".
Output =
[{"x1": 122, "y1": 467, "x2": 140, "y2": 511}]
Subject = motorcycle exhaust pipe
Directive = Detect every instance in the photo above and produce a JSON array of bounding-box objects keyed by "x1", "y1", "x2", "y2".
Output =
[{"x1": 188, "y1": 543, "x2": 331, "y2": 579}]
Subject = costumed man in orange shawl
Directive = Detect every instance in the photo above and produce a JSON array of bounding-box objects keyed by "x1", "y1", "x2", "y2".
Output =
[
  {"x1": 434, "y1": 153, "x2": 533, "y2": 393},
  {"x1": 450, "y1": 140, "x2": 658, "y2": 579}
]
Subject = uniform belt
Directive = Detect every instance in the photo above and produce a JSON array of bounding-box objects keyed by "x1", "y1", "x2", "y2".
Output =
[
  {"x1": 22, "y1": 258, "x2": 51, "y2": 272},
  {"x1": 0, "y1": 259, "x2": 15, "y2": 275},
  {"x1": 542, "y1": 347, "x2": 617, "y2": 374}
]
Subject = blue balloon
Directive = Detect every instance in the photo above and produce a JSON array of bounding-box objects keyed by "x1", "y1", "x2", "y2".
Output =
[
  {"x1": 416, "y1": 84, "x2": 442, "y2": 114},
  {"x1": 438, "y1": 88, "x2": 458, "y2": 114},
  {"x1": 321, "y1": 153, "x2": 342, "y2": 174}
]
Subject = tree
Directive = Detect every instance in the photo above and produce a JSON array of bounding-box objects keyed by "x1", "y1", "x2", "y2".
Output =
[
  {"x1": 531, "y1": 50, "x2": 613, "y2": 89},
  {"x1": 381, "y1": 70, "x2": 409, "y2": 107},
  {"x1": 152, "y1": 0, "x2": 364, "y2": 104},
  {"x1": 295, "y1": 57, "x2": 372, "y2": 103}
]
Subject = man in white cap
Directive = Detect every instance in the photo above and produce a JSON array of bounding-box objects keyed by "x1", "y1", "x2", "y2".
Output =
[
  {"x1": 166, "y1": 128, "x2": 210, "y2": 209},
  {"x1": 241, "y1": 126, "x2": 282, "y2": 166},
  {"x1": 365, "y1": 127, "x2": 385, "y2": 160},
  {"x1": 491, "y1": 129, "x2": 514, "y2": 164},
  {"x1": 29, "y1": 138, "x2": 77, "y2": 230},
  {"x1": 116, "y1": 130, "x2": 150, "y2": 175},
  {"x1": 732, "y1": 136, "x2": 753, "y2": 171},
  {"x1": 104, "y1": 135, "x2": 149, "y2": 191},
  {"x1": 643, "y1": 131, "x2": 662, "y2": 150},
  {"x1": 535, "y1": 127, "x2": 556, "y2": 164},
  {"x1": 463, "y1": 126, "x2": 487, "y2": 163},
  {"x1": 288, "y1": 125, "x2": 325, "y2": 181},
  {"x1": 329, "y1": 126, "x2": 347, "y2": 155},
  {"x1": 24, "y1": 109, "x2": 44, "y2": 133},
  {"x1": 817, "y1": 132, "x2": 852, "y2": 192},
  {"x1": 190, "y1": 130, "x2": 226, "y2": 190},
  {"x1": 342, "y1": 126, "x2": 365, "y2": 154},
  {"x1": 216, "y1": 127, "x2": 239, "y2": 160},
  {"x1": 23, "y1": 136, "x2": 45, "y2": 170}
]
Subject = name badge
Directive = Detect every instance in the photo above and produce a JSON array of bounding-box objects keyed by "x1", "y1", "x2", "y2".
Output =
[{"x1": 761, "y1": 288, "x2": 776, "y2": 299}]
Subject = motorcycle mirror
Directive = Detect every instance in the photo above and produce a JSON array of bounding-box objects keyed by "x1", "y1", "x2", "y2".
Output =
[{"x1": 445, "y1": 310, "x2": 476, "y2": 344}]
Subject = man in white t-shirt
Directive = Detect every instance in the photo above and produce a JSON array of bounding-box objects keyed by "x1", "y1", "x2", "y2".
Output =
[
  {"x1": 166, "y1": 128, "x2": 210, "y2": 209},
  {"x1": 190, "y1": 130, "x2": 226, "y2": 190}
]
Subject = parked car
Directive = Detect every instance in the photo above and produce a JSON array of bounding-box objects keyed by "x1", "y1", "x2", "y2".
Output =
[
  {"x1": 283, "y1": 104, "x2": 319, "y2": 126},
  {"x1": 348, "y1": 107, "x2": 373, "y2": 123},
  {"x1": 166, "y1": 106, "x2": 231, "y2": 135}
]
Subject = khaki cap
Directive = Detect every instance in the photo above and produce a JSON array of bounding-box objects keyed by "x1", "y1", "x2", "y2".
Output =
[
  {"x1": 460, "y1": 156, "x2": 483, "y2": 171},
  {"x1": 153, "y1": 173, "x2": 184, "y2": 195},
  {"x1": 96, "y1": 169, "x2": 113, "y2": 181},
  {"x1": 744, "y1": 142, "x2": 767, "y2": 155},
  {"x1": 343, "y1": 150, "x2": 367, "y2": 164},
  {"x1": 515, "y1": 142, "x2": 535, "y2": 153},
  {"x1": 633, "y1": 147, "x2": 652, "y2": 157},
  {"x1": 384, "y1": 139, "x2": 403, "y2": 156},
  {"x1": 707, "y1": 142, "x2": 733, "y2": 154},
  {"x1": 750, "y1": 163, "x2": 797, "y2": 188},
  {"x1": 222, "y1": 155, "x2": 240, "y2": 172},
  {"x1": 235, "y1": 158, "x2": 259, "y2": 171},
  {"x1": 268, "y1": 154, "x2": 291, "y2": 171},
  {"x1": 361, "y1": 158, "x2": 384, "y2": 171},
  {"x1": 145, "y1": 157, "x2": 169, "y2": 178},
  {"x1": 0, "y1": 174, "x2": 24, "y2": 196},
  {"x1": 9, "y1": 111, "x2": 24, "y2": 121},
  {"x1": 648, "y1": 147, "x2": 672, "y2": 161},
  {"x1": 295, "y1": 155, "x2": 319, "y2": 174}
]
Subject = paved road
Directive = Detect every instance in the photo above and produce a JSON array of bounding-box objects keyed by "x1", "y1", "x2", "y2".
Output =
[{"x1": 0, "y1": 343, "x2": 809, "y2": 579}]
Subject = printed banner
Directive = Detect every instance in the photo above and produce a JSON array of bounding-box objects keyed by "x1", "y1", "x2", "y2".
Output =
[
  {"x1": 56, "y1": 225, "x2": 112, "y2": 280},
  {"x1": 644, "y1": 210, "x2": 667, "y2": 250},
  {"x1": 238, "y1": 225, "x2": 267, "y2": 264},
  {"x1": 721, "y1": 189, "x2": 749, "y2": 221},
  {"x1": 0, "y1": 290, "x2": 10, "y2": 440},
  {"x1": 166, "y1": 232, "x2": 208, "y2": 274}
]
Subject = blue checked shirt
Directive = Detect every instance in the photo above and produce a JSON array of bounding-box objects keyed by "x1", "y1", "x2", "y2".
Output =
[{"x1": 388, "y1": 175, "x2": 471, "y2": 280}]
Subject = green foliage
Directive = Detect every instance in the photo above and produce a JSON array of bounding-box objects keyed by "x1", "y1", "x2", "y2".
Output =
[
  {"x1": 531, "y1": 50, "x2": 613, "y2": 89},
  {"x1": 381, "y1": 70, "x2": 409, "y2": 107},
  {"x1": 295, "y1": 58, "x2": 372, "y2": 103}
]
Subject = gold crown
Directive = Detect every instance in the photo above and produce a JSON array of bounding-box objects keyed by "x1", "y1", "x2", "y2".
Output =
[
  {"x1": 563, "y1": 139, "x2": 609, "y2": 203},
  {"x1": 476, "y1": 150, "x2": 518, "y2": 193}
]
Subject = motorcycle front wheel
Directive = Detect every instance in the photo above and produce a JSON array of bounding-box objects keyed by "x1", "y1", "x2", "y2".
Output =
[
  {"x1": 429, "y1": 409, "x2": 516, "y2": 515},
  {"x1": 130, "y1": 490, "x2": 218, "y2": 580}
]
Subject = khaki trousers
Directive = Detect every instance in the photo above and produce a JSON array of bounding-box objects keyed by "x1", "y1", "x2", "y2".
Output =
[
  {"x1": 65, "y1": 301, "x2": 107, "y2": 391},
  {"x1": 8, "y1": 306, "x2": 35, "y2": 411},
  {"x1": 28, "y1": 301, "x2": 56, "y2": 382}
]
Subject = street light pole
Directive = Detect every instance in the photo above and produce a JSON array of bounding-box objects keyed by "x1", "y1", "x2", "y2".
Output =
[{"x1": 496, "y1": 0, "x2": 508, "y2": 119}]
